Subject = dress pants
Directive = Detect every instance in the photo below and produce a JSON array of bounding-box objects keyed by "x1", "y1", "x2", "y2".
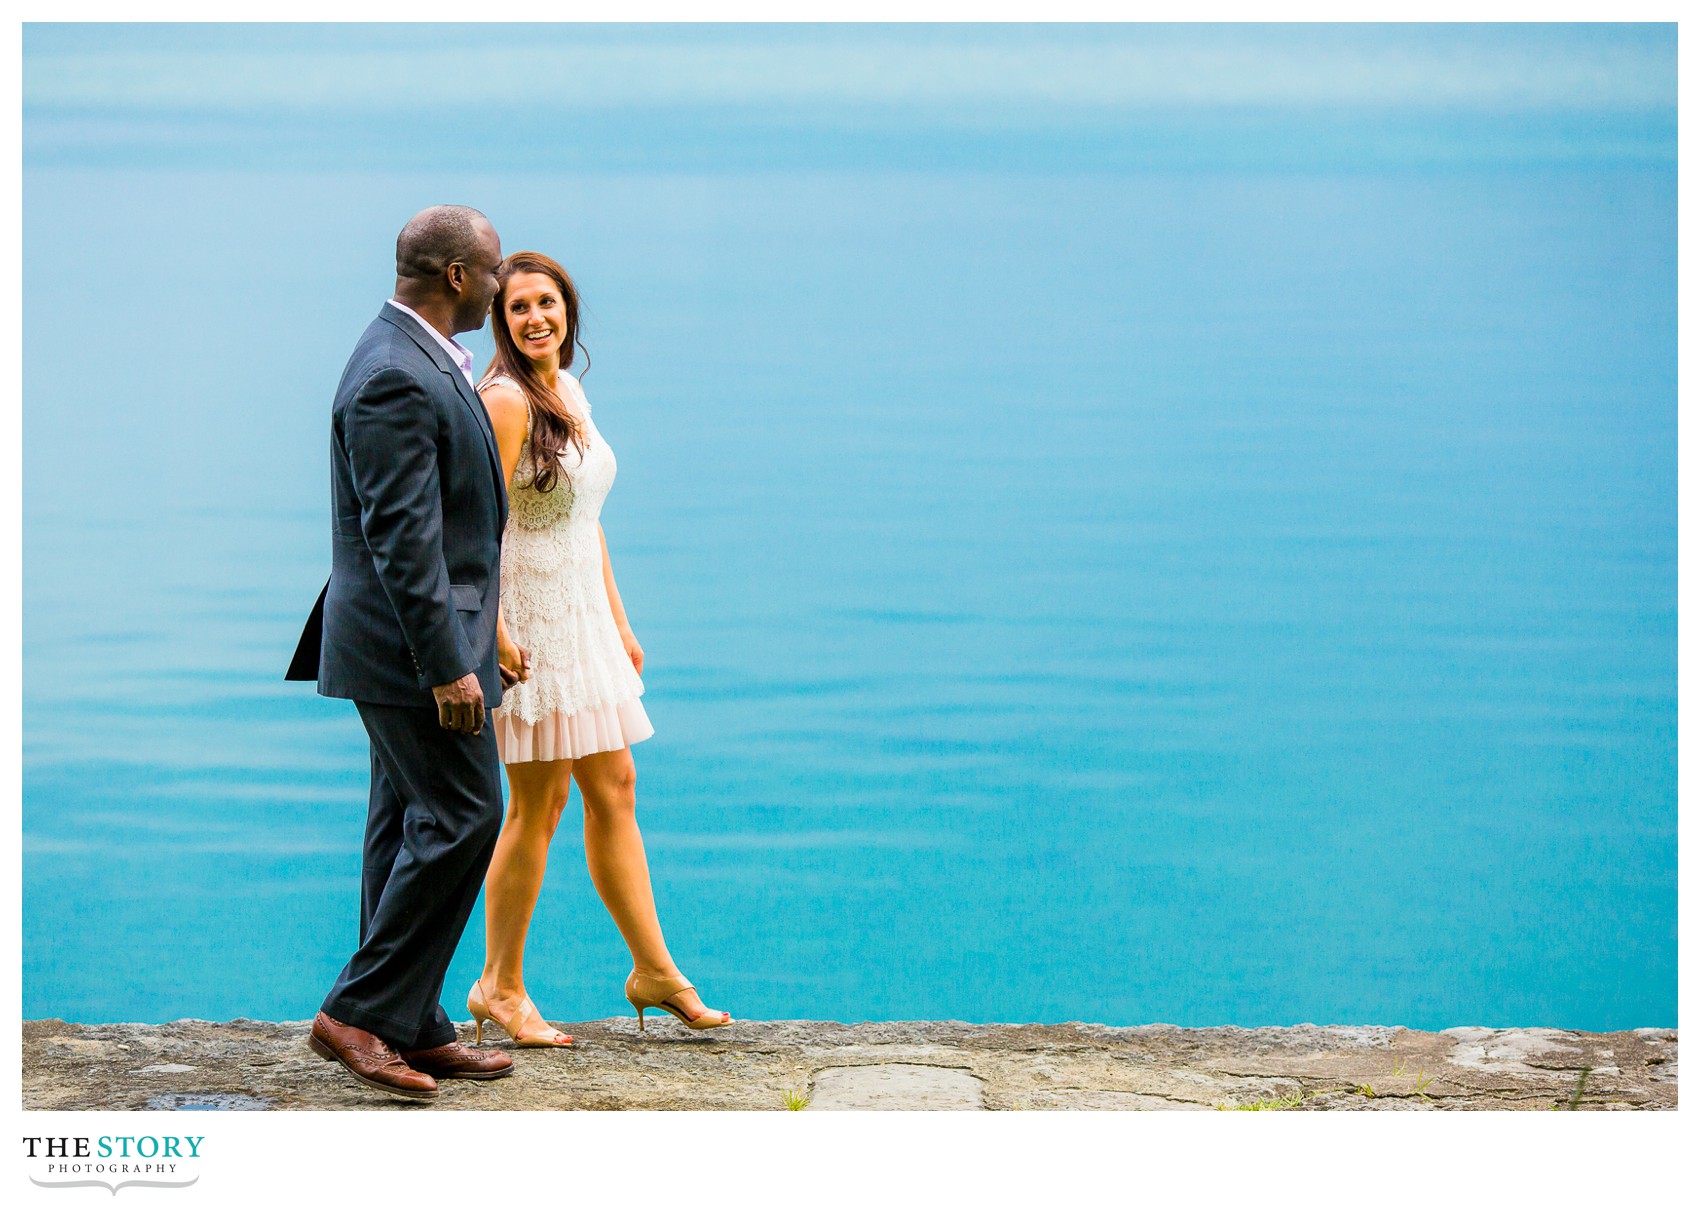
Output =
[{"x1": 320, "y1": 700, "x2": 503, "y2": 1051}]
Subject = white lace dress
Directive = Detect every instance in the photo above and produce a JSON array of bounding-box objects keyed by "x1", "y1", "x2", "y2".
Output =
[{"x1": 485, "y1": 372, "x2": 653, "y2": 762}]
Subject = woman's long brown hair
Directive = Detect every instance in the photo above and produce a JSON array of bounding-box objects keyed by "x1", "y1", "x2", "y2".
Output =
[{"x1": 482, "y1": 251, "x2": 591, "y2": 494}]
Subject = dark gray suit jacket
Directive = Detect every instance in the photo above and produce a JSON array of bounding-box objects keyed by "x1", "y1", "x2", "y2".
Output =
[{"x1": 287, "y1": 303, "x2": 508, "y2": 708}]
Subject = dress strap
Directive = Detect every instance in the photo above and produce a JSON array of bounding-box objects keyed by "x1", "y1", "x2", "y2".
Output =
[
  {"x1": 477, "y1": 371, "x2": 523, "y2": 394},
  {"x1": 563, "y1": 372, "x2": 592, "y2": 417}
]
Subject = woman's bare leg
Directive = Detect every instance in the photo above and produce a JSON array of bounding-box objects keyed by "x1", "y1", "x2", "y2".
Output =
[
  {"x1": 573, "y1": 746, "x2": 725, "y2": 1022},
  {"x1": 478, "y1": 757, "x2": 574, "y2": 1039}
]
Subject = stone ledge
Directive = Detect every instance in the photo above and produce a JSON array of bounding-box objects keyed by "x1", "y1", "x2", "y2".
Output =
[{"x1": 22, "y1": 1018, "x2": 1676, "y2": 1111}]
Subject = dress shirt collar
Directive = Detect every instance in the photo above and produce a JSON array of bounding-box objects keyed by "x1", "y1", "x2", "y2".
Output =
[{"x1": 385, "y1": 298, "x2": 475, "y2": 386}]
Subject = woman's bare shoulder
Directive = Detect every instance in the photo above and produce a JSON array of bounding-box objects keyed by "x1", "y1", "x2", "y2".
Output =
[{"x1": 478, "y1": 378, "x2": 529, "y2": 437}]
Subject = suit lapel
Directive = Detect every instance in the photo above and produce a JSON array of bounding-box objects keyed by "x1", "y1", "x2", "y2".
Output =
[
  {"x1": 455, "y1": 368, "x2": 510, "y2": 528},
  {"x1": 378, "y1": 306, "x2": 508, "y2": 519}
]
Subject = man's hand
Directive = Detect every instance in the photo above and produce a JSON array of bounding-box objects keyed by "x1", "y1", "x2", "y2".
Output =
[
  {"x1": 432, "y1": 671, "x2": 486, "y2": 734},
  {"x1": 498, "y1": 633, "x2": 531, "y2": 689}
]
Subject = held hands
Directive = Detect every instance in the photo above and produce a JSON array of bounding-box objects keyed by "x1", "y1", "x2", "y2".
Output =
[
  {"x1": 498, "y1": 633, "x2": 532, "y2": 689},
  {"x1": 432, "y1": 671, "x2": 486, "y2": 734},
  {"x1": 621, "y1": 627, "x2": 644, "y2": 676}
]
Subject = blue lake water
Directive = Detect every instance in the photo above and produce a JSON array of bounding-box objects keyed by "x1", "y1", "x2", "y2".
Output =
[{"x1": 21, "y1": 25, "x2": 1676, "y2": 1031}]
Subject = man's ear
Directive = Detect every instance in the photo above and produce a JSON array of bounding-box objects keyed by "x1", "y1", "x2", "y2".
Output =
[{"x1": 446, "y1": 262, "x2": 466, "y2": 293}]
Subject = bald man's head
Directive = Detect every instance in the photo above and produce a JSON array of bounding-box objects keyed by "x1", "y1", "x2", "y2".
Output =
[
  {"x1": 392, "y1": 205, "x2": 502, "y2": 335},
  {"x1": 396, "y1": 205, "x2": 490, "y2": 281}
]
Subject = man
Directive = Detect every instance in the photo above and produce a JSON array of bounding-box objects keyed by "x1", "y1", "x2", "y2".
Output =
[{"x1": 287, "y1": 205, "x2": 523, "y2": 1099}]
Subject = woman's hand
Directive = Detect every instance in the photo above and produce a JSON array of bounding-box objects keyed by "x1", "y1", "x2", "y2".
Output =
[
  {"x1": 620, "y1": 628, "x2": 644, "y2": 676},
  {"x1": 498, "y1": 631, "x2": 531, "y2": 688}
]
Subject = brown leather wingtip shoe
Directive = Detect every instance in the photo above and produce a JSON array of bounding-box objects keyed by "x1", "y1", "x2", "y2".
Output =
[
  {"x1": 308, "y1": 1012, "x2": 439, "y2": 1101},
  {"x1": 401, "y1": 1040, "x2": 516, "y2": 1081}
]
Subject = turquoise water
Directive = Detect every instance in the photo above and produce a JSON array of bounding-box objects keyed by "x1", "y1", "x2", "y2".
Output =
[{"x1": 22, "y1": 25, "x2": 1676, "y2": 1030}]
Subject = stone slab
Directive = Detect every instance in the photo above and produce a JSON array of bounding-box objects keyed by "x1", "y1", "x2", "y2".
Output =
[
  {"x1": 21, "y1": 1018, "x2": 1677, "y2": 1112},
  {"x1": 808, "y1": 1063, "x2": 985, "y2": 1110}
]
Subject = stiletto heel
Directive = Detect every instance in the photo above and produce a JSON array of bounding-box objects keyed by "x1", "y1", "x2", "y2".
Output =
[
  {"x1": 467, "y1": 978, "x2": 573, "y2": 1048},
  {"x1": 625, "y1": 971, "x2": 732, "y2": 1032},
  {"x1": 467, "y1": 982, "x2": 491, "y2": 1045}
]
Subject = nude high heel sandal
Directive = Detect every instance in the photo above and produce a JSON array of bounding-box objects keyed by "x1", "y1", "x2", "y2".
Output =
[
  {"x1": 467, "y1": 978, "x2": 574, "y2": 1047},
  {"x1": 625, "y1": 970, "x2": 733, "y2": 1032}
]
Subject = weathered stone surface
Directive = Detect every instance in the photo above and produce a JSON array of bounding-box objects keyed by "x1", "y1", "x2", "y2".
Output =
[
  {"x1": 810, "y1": 1063, "x2": 985, "y2": 1110},
  {"x1": 21, "y1": 1018, "x2": 1676, "y2": 1111}
]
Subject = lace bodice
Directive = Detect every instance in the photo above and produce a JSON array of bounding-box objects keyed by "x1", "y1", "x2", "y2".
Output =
[{"x1": 500, "y1": 374, "x2": 612, "y2": 531}]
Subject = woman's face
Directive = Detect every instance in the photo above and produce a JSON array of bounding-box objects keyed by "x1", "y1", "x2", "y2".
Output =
[{"x1": 502, "y1": 270, "x2": 569, "y2": 365}]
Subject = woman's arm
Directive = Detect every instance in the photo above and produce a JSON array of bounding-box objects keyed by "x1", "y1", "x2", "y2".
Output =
[
  {"x1": 598, "y1": 523, "x2": 644, "y2": 675},
  {"x1": 480, "y1": 382, "x2": 532, "y2": 685}
]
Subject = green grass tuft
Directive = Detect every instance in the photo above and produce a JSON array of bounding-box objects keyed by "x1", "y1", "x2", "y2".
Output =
[
  {"x1": 781, "y1": 1088, "x2": 810, "y2": 1111},
  {"x1": 1216, "y1": 1092, "x2": 1307, "y2": 1111},
  {"x1": 1564, "y1": 1066, "x2": 1593, "y2": 1111}
]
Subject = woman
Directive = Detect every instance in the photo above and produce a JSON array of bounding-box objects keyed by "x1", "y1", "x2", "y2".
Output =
[{"x1": 468, "y1": 250, "x2": 731, "y2": 1045}]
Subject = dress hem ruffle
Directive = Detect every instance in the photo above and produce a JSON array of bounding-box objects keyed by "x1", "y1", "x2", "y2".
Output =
[{"x1": 494, "y1": 696, "x2": 654, "y2": 763}]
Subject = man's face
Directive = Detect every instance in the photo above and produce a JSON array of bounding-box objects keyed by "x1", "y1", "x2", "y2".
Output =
[{"x1": 451, "y1": 219, "x2": 504, "y2": 334}]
